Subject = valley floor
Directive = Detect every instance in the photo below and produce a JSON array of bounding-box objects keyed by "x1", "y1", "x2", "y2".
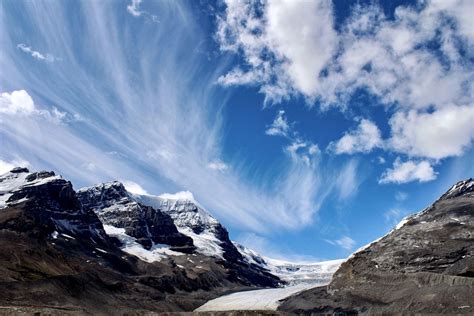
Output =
[{"x1": 195, "y1": 283, "x2": 319, "y2": 312}]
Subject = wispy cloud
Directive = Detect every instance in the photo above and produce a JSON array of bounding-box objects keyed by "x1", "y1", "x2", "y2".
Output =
[
  {"x1": 326, "y1": 236, "x2": 356, "y2": 251},
  {"x1": 265, "y1": 110, "x2": 290, "y2": 137},
  {"x1": 237, "y1": 232, "x2": 323, "y2": 262},
  {"x1": 265, "y1": 110, "x2": 320, "y2": 168},
  {"x1": 0, "y1": 1, "x2": 335, "y2": 234},
  {"x1": 336, "y1": 159, "x2": 360, "y2": 200},
  {"x1": 126, "y1": 0, "x2": 159, "y2": 23},
  {"x1": 207, "y1": 161, "x2": 228, "y2": 172},
  {"x1": 17, "y1": 43, "x2": 60, "y2": 62},
  {"x1": 384, "y1": 208, "x2": 410, "y2": 228},
  {"x1": 395, "y1": 191, "x2": 408, "y2": 202}
]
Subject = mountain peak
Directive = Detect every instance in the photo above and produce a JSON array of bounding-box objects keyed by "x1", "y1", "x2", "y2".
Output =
[{"x1": 441, "y1": 178, "x2": 474, "y2": 200}]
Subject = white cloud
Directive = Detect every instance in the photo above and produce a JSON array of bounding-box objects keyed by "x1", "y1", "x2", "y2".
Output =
[
  {"x1": 216, "y1": 0, "x2": 337, "y2": 103},
  {"x1": 389, "y1": 105, "x2": 474, "y2": 160},
  {"x1": 0, "y1": 90, "x2": 36, "y2": 114},
  {"x1": 0, "y1": 158, "x2": 30, "y2": 174},
  {"x1": 264, "y1": 0, "x2": 337, "y2": 98},
  {"x1": 265, "y1": 110, "x2": 290, "y2": 137},
  {"x1": 122, "y1": 180, "x2": 148, "y2": 195},
  {"x1": 17, "y1": 43, "x2": 59, "y2": 62},
  {"x1": 326, "y1": 236, "x2": 356, "y2": 250},
  {"x1": 207, "y1": 161, "x2": 228, "y2": 172},
  {"x1": 217, "y1": 1, "x2": 474, "y2": 108},
  {"x1": 329, "y1": 119, "x2": 383, "y2": 154},
  {"x1": 0, "y1": 89, "x2": 71, "y2": 124},
  {"x1": 379, "y1": 158, "x2": 437, "y2": 184},
  {"x1": 127, "y1": 0, "x2": 142, "y2": 16},
  {"x1": 216, "y1": 0, "x2": 474, "y2": 180},
  {"x1": 127, "y1": 0, "x2": 159, "y2": 22}
]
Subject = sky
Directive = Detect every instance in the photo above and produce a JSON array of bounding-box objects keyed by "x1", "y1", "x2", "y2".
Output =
[{"x1": 1, "y1": 0, "x2": 473, "y2": 261}]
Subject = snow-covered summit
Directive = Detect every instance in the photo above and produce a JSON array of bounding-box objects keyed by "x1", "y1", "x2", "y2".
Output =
[
  {"x1": 442, "y1": 178, "x2": 474, "y2": 200},
  {"x1": 134, "y1": 192, "x2": 230, "y2": 258},
  {"x1": 137, "y1": 192, "x2": 219, "y2": 230},
  {"x1": 77, "y1": 182, "x2": 194, "y2": 254},
  {"x1": 0, "y1": 168, "x2": 61, "y2": 208}
]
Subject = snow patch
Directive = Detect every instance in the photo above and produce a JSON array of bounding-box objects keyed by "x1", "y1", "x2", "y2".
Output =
[
  {"x1": 103, "y1": 224, "x2": 182, "y2": 263},
  {"x1": 0, "y1": 169, "x2": 60, "y2": 208}
]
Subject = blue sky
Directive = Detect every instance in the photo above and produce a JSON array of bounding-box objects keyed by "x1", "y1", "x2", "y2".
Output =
[{"x1": 1, "y1": 0, "x2": 473, "y2": 261}]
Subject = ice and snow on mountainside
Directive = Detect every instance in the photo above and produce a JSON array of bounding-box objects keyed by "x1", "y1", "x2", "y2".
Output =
[
  {"x1": 235, "y1": 243, "x2": 344, "y2": 286},
  {"x1": 77, "y1": 182, "x2": 195, "y2": 259},
  {"x1": 0, "y1": 167, "x2": 60, "y2": 208},
  {"x1": 134, "y1": 191, "x2": 227, "y2": 258},
  {"x1": 103, "y1": 224, "x2": 183, "y2": 263}
]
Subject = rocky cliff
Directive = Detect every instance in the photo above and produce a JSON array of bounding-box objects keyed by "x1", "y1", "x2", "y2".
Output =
[{"x1": 279, "y1": 179, "x2": 474, "y2": 314}]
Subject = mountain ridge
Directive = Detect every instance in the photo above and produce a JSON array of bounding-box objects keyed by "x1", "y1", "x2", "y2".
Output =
[{"x1": 279, "y1": 178, "x2": 474, "y2": 314}]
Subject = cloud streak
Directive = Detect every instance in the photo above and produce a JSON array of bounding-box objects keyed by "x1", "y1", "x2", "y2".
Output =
[
  {"x1": 0, "y1": 1, "x2": 338, "y2": 235},
  {"x1": 17, "y1": 43, "x2": 60, "y2": 62}
]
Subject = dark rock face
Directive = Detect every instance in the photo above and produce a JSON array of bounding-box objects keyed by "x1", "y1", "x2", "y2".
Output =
[
  {"x1": 280, "y1": 179, "x2": 474, "y2": 314},
  {"x1": 77, "y1": 182, "x2": 195, "y2": 252},
  {"x1": 0, "y1": 169, "x2": 109, "y2": 244}
]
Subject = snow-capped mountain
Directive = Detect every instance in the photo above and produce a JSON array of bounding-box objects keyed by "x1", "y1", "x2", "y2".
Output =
[
  {"x1": 136, "y1": 190, "x2": 345, "y2": 286},
  {"x1": 235, "y1": 243, "x2": 344, "y2": 286},
  {"x1": 134, "y1": 191, "x2": 243, "y2": 262},
  {"x1": 1, "y1": 169, "x2": 341, "y2": 288},
  {"x1": 0, "y1": 167, "x2": 109, "y2": 244},
  {"x1": 0, "y1": 167, "x2": 279, "y2": 313},
  {"x1": 78, "y1": 182, "x2": 279, "y2": 286},
  {"x1": 77, "y1": 182, "x2": 195, "y2": 257}
]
